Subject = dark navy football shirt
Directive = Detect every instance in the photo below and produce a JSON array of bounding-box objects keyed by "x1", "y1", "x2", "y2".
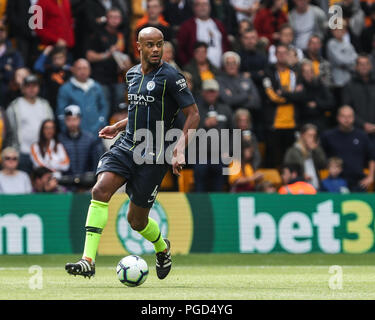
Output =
[{"x1": 117, "y1": 62, "x2": 196, "y2": 159}]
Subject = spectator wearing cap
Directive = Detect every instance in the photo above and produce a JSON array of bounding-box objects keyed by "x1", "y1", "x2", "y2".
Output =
[
  {"x1": 217, "y1": 51, "x2": 261, "y2": 112},
  {"x1": 30, "y1": 119, "x2": 70, "y2": 178},
  {"x1": 0, "y1": 147, "x2": 32, "y2": 194},
  {"x1": 58, "y1": 105, "x2": 104, "y2": 176},
  {"x1": 0, "y1": 20, "x2": 25, "y2": 106},
  {"x1": 6, "y1": 75, "x2": 54, "y2": 173},
  {"x1": 194, "y1": 79, "x2": 233, "y2": 192},
  {"x1": 56, "y1": 59, "x2": 109, "y2": 137}
]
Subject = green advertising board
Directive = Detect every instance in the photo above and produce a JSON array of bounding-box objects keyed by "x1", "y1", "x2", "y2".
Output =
[
  {"x1": 1, "y1": 193, "x2": 375, "y2": 254},
  {"x1": 208, "y1": 194, "x2": 375, "y2": 254}
]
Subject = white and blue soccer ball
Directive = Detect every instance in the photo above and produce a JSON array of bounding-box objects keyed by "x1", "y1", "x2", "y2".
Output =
[{"x1": 116, "y1": 255, "x2": 149, "y2": 287}]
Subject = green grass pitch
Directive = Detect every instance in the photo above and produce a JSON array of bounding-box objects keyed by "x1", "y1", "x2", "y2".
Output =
[{"x1": 1, "y1": 254, "x2": 375, "y2": 300}]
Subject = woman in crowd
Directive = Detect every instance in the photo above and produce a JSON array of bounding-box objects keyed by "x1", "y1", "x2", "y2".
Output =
[
  {"x1": 228, "y1": 139, "x2": 264, "y2": 192},
  {"x1": 283, "y1": 123, "x2": 327, "y2": 190},
  {"x1": 30, "y1": 119, "x2": 70, "y2": 178}
]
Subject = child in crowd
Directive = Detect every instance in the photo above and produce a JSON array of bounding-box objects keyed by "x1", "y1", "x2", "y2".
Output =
[
  {"x1": 320, "y1": 157, "x2": 349, "y2": 193},
  {"x1": 33, "y1": 45, "x2": 72, "y2": 109}
]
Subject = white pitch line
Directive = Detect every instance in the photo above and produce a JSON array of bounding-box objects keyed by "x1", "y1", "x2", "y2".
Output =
[{"x1": 0, "y1": 265, "x2": 373, "y2": 271}]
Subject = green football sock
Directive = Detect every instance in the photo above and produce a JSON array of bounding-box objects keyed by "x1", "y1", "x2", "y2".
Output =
[
  {"x1": 82, "y1": 200, "x2": 109, "y2": 262},
  {"x1": 139, "y1": 217, "x2": 167, "y2": 253}
]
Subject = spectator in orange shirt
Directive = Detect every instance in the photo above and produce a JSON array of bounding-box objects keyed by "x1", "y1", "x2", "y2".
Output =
[
  {"x1": 133, "y1": 0, "x2": 172, "y2": 61},
  {"x1": 278, "y1": 163, "x2": 317, "y2": 194}
]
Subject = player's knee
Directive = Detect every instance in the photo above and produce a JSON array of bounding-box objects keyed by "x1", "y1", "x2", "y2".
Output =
[
  {"x1": 92, "y1": 183, "x2": 112, "y2": 203},
  {"x1": 127, "y1": 214, "x2": 147, "y2": 232}
]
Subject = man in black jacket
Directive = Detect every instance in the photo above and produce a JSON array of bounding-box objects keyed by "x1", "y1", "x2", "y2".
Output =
[
  {"x1": 286, "y1": 60, "x2": 335, "y2": 132},
  {"x1": 58, "y1": 105, "x2": 104, "y2": 176},
  {"x1": 262, "y1": 44, "x2": 300, "y2": 168},
  {"x1": 342, "y1": 54, "x2": 375, "y2": 144}
]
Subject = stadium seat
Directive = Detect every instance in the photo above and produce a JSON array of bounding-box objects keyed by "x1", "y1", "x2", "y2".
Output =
[
  {"x1": 160, "y1": 169, "x2": 175, "y2": 191},
  {"x1": 319, "y1": 169, "x2": 329, "y2": 180},
  {"x1": 258, "y1": 142, "x2": 266, "y2": 163},
  {"x1": 364, "y1": 169, "x2": 374, "y2": 192},
  {"x1": 178, "y1": 168, "x2": 195, "y2": 192},
  {"x1": 255, "y1": 168, "x2": 282, "y2": 188}
]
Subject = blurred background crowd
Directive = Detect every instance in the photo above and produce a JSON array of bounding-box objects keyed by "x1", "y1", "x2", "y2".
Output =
[{"x1": 1, "y1": 0, "x2": 375, "y2": 195}]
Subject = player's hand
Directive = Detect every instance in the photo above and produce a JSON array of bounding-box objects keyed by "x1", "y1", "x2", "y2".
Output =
[
  {"x1": 98, "y1": 125, "x2": 120, "y2": 139},
  {"x1": 172, "y1": 151, "x2": 185, "y2": 176}
]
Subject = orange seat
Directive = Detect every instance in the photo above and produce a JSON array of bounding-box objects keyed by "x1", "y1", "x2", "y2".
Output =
[
  {"x1": 258, "y1": 142, "x2": 266, "y2": 163},
  {"x1": 255, "y1": 168, "x2": 282, "y2": 188},
  {"x1": 178, "y1": 168, "x2": 195, "y2": 192},
  {"x1": 364, "y1": 168, "x2": 374, "y2": 192},
  {"x1": 160, "y1": 169, "x2": 174, "y2": 191},
  {"x1": 319, "y1": 169, "x2": 329, "y2": 180}
]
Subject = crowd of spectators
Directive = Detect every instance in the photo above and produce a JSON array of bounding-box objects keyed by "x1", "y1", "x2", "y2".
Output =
[{"x1": 1, "y1": 0, "x2": 375, "y2": 195}]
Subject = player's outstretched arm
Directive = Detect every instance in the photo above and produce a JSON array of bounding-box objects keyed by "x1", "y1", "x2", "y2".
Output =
[
  {"x1": 172, "y1": 104, "x2": 200, "y2": 176},
  {"x1": 98, "y1": 118, "x2": 128, "y2": 139}
]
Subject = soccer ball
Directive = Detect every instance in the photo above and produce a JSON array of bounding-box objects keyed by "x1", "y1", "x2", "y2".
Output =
[{"x1": 116, "y1": 255, "x2": 149, "y2": 287}]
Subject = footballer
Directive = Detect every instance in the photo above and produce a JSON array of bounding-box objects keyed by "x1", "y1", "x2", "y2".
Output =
[{"x1": 65, "y1": 27, "x2": 200, "y2": 280}]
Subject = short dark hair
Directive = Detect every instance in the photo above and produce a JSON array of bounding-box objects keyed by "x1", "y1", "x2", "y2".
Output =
[
  {"x1": 279, "y1": 23, "x2": 293, "y2": 33},
  {"x1": 356, "y1": 53, "x2": 371, "y2": 64},
  {"x1": 281, "y1": 163, "x2": 304, "y2": 178},
  {"x1": 275, "y1": 43, "x2": 289, "y2": 53},
  {"x1": 51, "y1": 45, "x2": 67, "y2": 57},
  {"x1": 32, "y1": 167, "x2": 53, "y2": 180},
  {"x1": 193, "y1": 41, "x2": 208, "y2": 50}
]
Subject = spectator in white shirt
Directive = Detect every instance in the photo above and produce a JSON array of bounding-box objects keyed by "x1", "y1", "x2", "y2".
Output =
[
  {"x1": 6, "y1": 74, "x2": 54, "y2": 173},
  {"x1": 30, "y1": 119, "x2": 70, "y2": 178},
  {"x1": 289, "y1": 0, "x2": 326, "y2": 50}
]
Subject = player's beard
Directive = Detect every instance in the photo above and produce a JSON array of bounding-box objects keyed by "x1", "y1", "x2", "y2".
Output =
[{"x1": 147, "y1": 54, "x2": 162, "y2": 67}]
